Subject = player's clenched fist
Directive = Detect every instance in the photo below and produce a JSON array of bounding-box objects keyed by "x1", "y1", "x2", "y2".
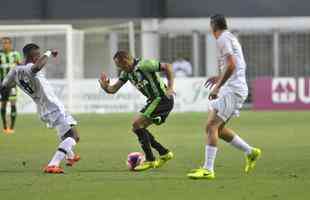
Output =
[
  {"x1": 43, "y1": 49, "x2": 58, "y2": 58},
  {"x1": 51, "y1": 50, "x2": 58, "y2": 57}
]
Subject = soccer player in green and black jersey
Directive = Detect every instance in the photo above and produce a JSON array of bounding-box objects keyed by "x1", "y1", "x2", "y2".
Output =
[
  {"x1": 0, "y1": 37, "x2": 22, "y2": 134},
  {"x1": 99, "y1": 50, "x2": 175, "y2": 171}
]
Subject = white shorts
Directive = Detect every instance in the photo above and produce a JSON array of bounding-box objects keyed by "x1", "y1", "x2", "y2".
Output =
[
  {"x1": 209, "y1": 91, "x2": 245, "y2": 122},
  {"x1": 41, "y1": 110, "x2": 77, "y2": 139}
]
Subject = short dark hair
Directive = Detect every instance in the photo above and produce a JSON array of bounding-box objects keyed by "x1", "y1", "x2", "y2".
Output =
[
  {"x1": 210, "y1": 14, "x2": 227, "y2": 31},
  {"x1": 2, "y1": 37, "x2": 12, "y2": 42},
  {"x1": 23, "y1": 43, "x2": 39, "y2": 57},
  {"x1": 113, "y1": 50, "x2": 130, "y2": 60}
]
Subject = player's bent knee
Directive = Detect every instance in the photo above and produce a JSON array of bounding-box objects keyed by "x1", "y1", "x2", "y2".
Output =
[
  {"x1": 132, "y1": 121, "x2": 143, "y2": 131},
  {"x1": 132, "y1": 125, "x2": 141, "y2": 132},
  {"x1": 72, "y1": 132, "x2": 80, "y2": 143},
  {"x1": 61, "y1": 128, "x2": 80, "y2": 143},
  {"x1": 218, "y1": 126, "x2": 224, "y2": 136},
  {"x1": 74, "y1": 134, "x2": 80, "y2": 143},
  {"x1": 218, "y1": 132, "x2": 226, "y2": 140}
]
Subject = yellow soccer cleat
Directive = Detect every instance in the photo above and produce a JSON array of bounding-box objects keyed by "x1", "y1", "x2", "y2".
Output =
[
  {"x1": 134, "y1": 161, "x2": 157, "y2": 172},
  {"x1": 187, "y1": 168, "x2": 215, "y2": 180},
  {"x1": 245, "y1": 147, "x2": 262, "y2": 173},
  {"x1": 155, "y1": 151, "x2": 174, "y2": 168}
]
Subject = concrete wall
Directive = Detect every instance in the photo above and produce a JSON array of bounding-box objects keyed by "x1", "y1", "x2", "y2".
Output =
[
  {"x1": 166, "y1": 0, "x2": 308, "y2": 17},
  {"x1": 0, "y1": 0, "x2": 309, "y2": 20}
]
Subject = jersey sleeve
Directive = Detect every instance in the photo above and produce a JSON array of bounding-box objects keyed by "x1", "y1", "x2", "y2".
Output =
[
  {"x1": 218, "y1": 36, "x2": 234, "y2": 56},
  {"x1": 119, "y1": 71, "x2": 128, "y2": 83},
  {"x1": 2, "y1": 68, "x2": 16, "y2": 88},
  {"x1": 138, "y1": 59, "x2": 161, "y2": 72}
]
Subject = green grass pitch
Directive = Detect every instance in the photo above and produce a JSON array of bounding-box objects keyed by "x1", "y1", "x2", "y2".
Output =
[{"x1": 0, "y1": 111, "x2": 310, "y2": 200}]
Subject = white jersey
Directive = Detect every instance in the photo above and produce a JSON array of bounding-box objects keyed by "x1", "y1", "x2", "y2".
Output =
[
  {"x1": 216, "y1": 31, "x2": 248, "y2": 99},
  {"x1": 2, "y1": 63, "x2": 66, "y2": 119}
]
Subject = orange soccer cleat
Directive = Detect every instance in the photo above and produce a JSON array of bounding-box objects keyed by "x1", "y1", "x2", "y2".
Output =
[
  {"x1": 3, "y1": 128, "x2": 12, "y2": 135},
  {"x1": 43, "y1": 165, "x2": 64, "y2": 174},
  {"x1": 66, "y1": 155, "x2": 81, "y2": 167},
  {"x1": 6, "y1": 128, "x2": 15, "y2": 134}
]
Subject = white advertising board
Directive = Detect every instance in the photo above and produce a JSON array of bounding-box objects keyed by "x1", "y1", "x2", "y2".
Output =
[{"x1": 17, "y1": 78, "x2": 210, "y2": 113}]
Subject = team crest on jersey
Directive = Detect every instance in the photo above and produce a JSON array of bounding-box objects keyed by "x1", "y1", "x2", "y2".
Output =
[{"x1": 136, "y1": 80, "x2": 148, "y2": 90}]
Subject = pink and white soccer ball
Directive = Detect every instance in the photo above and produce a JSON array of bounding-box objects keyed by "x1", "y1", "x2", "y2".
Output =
[{"x1": 127, "y1": 152, "x2": 145, "y2": 171}]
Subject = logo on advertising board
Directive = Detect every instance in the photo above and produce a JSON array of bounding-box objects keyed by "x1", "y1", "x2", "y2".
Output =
[
  {"x1": 298, "y1": 78, "x2": 310, "y2": 104},
  {"x1": 272, "y1": 78, "x2": 296, "y2": 103},
  {"x1": 253, "y1": 77, "x2": 310, "y2": 110}
]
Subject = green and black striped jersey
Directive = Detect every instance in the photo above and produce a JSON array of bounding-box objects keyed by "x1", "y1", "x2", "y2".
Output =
[
  {"x1": 0, "y1": 50, "x2": 22, "y2": 80},
  {"x1": 119, "y1": 58, "x2": 167, "y2": 100}
]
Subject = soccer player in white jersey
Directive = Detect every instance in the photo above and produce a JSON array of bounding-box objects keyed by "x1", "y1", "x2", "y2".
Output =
[
  {"x1": 0, "y1": 43, "x2": 80, "y2": 174},
  {"x1": 187, "y1": 14, "x2": 261, "y2": 179}
]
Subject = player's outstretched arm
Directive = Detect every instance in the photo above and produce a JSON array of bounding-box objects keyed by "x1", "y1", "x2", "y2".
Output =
[
  {"x1": 31, "y1": 50, "x2": 58, "y2": 73},
  {"x1": 98, "y1": 72, "x2": 125, "y2": 94},
  {"x1": 160, "y1": 63, "x2": 175, "y2": 97}
]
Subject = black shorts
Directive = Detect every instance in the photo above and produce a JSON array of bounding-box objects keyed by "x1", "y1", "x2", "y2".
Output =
[
  {"x1": 140, "y1": 96, "x2": 174, "y2": 125},
  {"x1": 0, "y1": 87, "x2": 17, "y2": 101}
]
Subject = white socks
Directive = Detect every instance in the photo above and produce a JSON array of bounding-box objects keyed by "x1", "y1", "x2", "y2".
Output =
[
  {"x1": 66, "y1": 149, "x2": 75, "y2": 160},
  {"x1": 230, "y1": 135, "x2": 252, "y2": 155},
  {"x1": 48, "y1": 137, "x2": 76, "y2": 166},
  {"x1": 64, "y1": 138, "x2": 76, "y2": 160},
  {"x1": 202, "y1": 135, "x2": 252, "y2": 172},
  {"x1": 48, "y1": 151, "x2": 66, "y2": 167},
  {"x1": 203, "y1": 145, "x2": 218, "y2": 172}
]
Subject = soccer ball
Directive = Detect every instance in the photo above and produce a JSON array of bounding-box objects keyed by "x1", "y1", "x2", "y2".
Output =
[{"x1": 127, "y1": 152, "x2": 145, "y2": 171}]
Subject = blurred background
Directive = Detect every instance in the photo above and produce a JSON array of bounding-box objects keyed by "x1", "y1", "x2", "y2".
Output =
[{"x1": 1, "y1": 0, "x2": 310, "y2": 113}]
